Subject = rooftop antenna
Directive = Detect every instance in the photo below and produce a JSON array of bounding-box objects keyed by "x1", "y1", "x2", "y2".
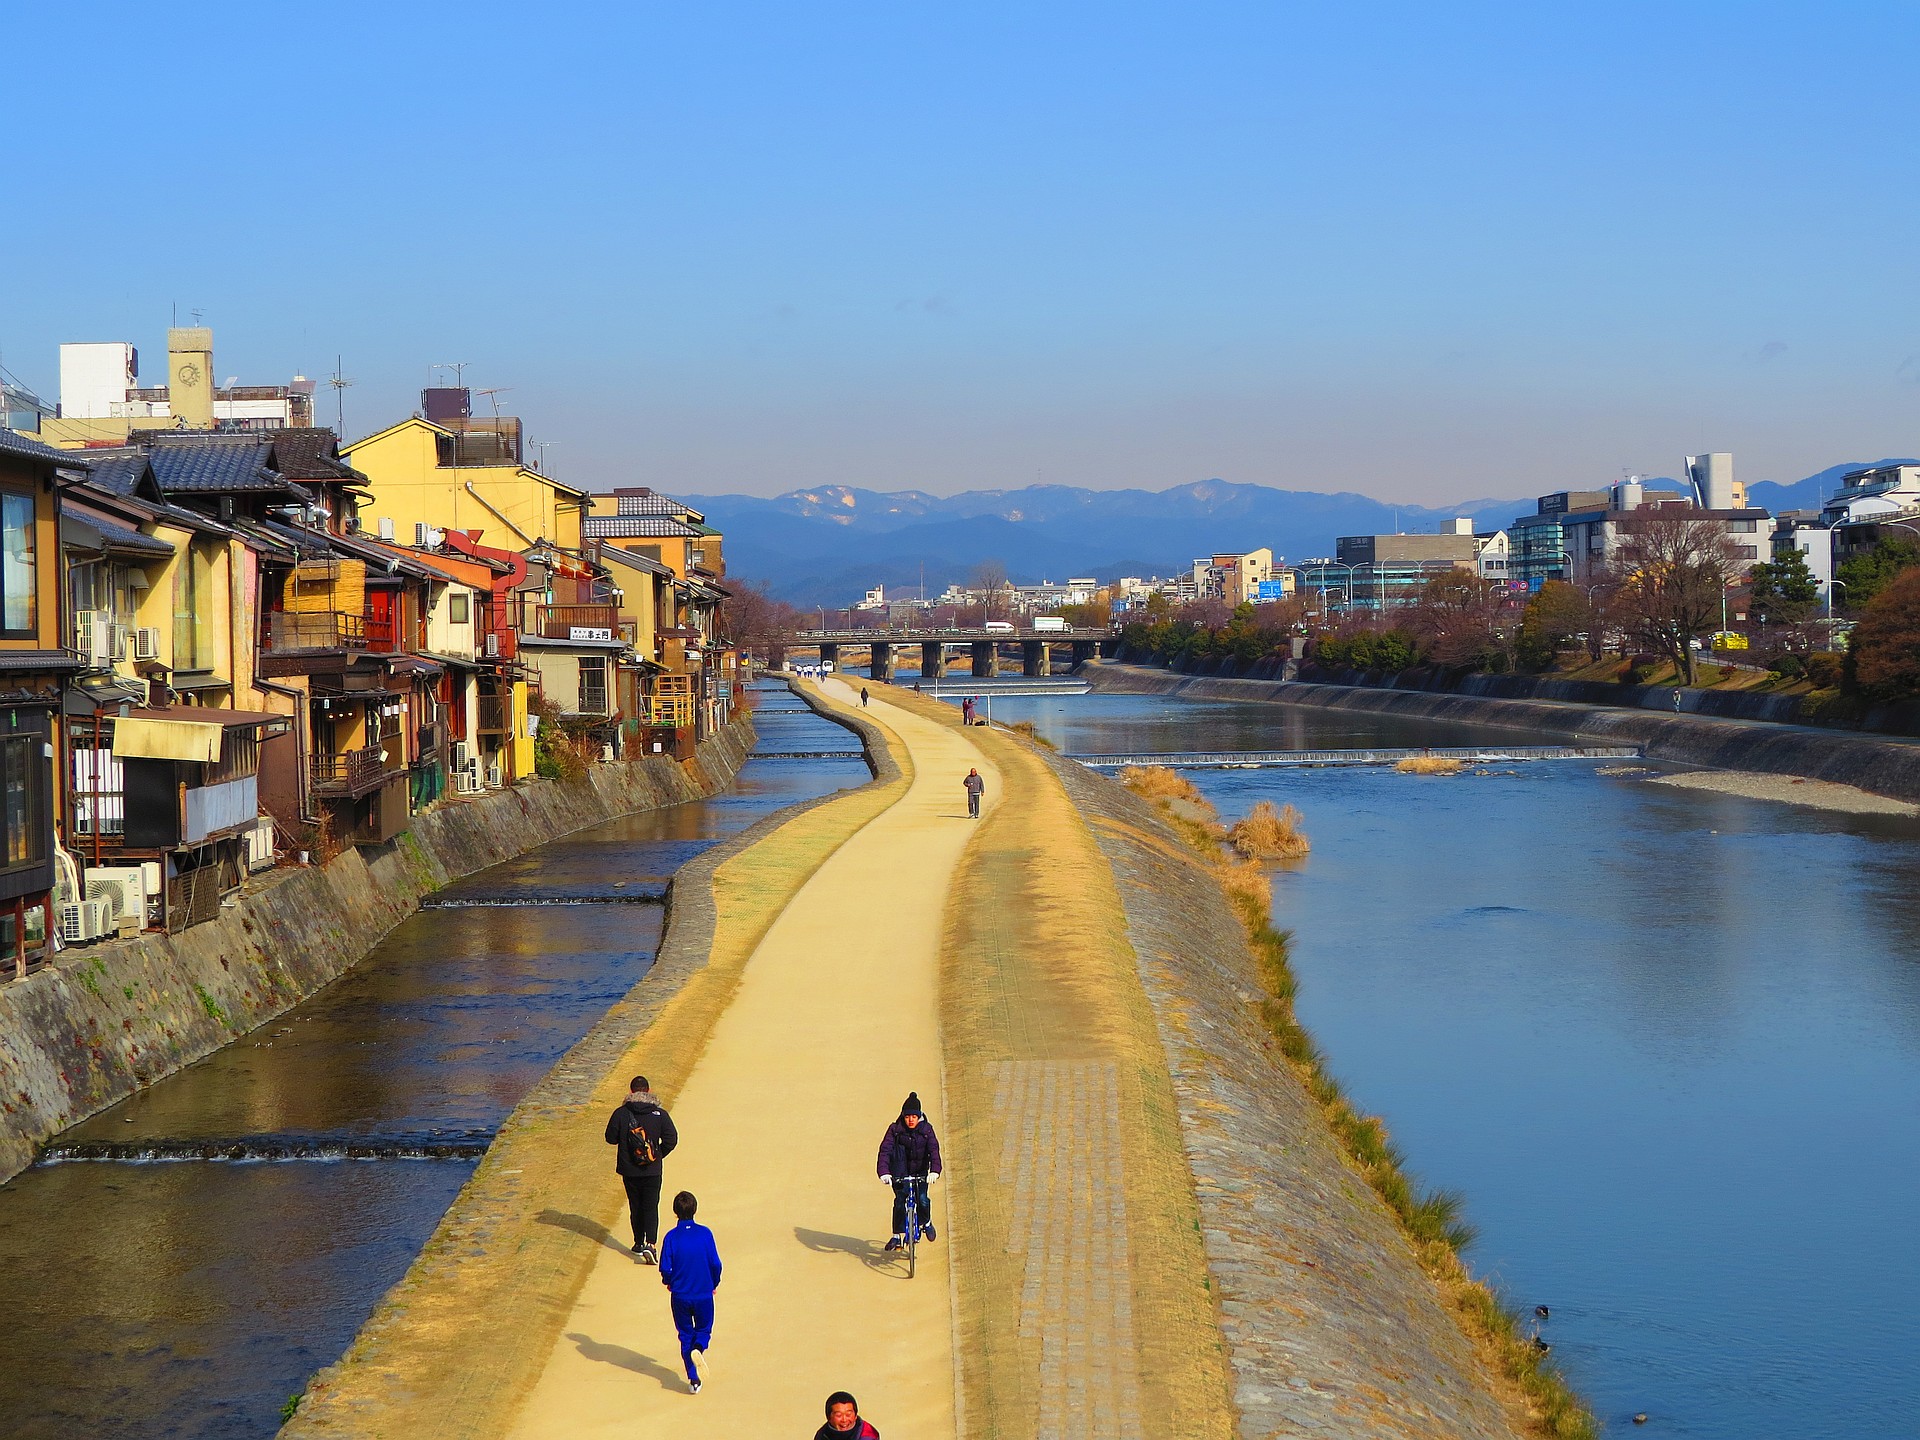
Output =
[
  {"x1": 533, "y1": 440, "x2": 559, "y2": 472},
  {"x1": 477, "y1": 386, "x2": 511, "y2": 417},
  {"x1": 190, "y1": 309, "x2": 204, "y2": 326},
  {"x1": 432, "y1": 361, "x2": 470, "y2": 389},
  {"x1": 328, "y1": 355, "x2": 354, "y2": 433}
]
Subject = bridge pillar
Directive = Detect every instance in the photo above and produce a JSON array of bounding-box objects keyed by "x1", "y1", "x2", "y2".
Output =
[
  {"x1": 971, "y1": 641, "x2": 998, "y2": 678},
  {"x1": 1022, "y1": 640, "x2": 1046, "y2": 678},
  {"x1": 870, "y1": 641, "x2": 893, "y2": 682},
  {"x1": 921, "y1": 641, "x2": 946, "y2": 679},
  {"x1": 819, "y1": 642, "x2": 839, "y2": 668},
  {"x1": 1070, "y1": 640, "x2": 1095, "y2": 668}
]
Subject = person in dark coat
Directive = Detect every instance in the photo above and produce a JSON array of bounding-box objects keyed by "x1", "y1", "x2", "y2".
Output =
[
  {"x1": 876, "y1": 1091, "x2": 942, "y2": 1250},
  {"x1": 815, "y1": 1390, "x2": 880, "y2": 1437},
  {"x1": 658, "y1": 1190, "x2": 722, "y2": 1393},
  {"x1": 604, "y1": 1075, "x2": 678, "y2": 1264},
  {"x1": 860, "y1": 686, "x2": 870, "y2": 707},
  {"x1": 963, "y1": 767, "x2": 985, "y2": 819}
]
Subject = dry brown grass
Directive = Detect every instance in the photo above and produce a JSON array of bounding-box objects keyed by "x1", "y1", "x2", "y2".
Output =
[
  {"x1": 944, "y1": 731, "x2": 1237, "y2": 1440},
  {"x1": 1229, "y1": 800, "x2": 1310, "y2": 860},
  {"x1": 1118, "y1": 763, "x2": 1202, "y2": 802},
  {"x1": 1397, "y1": 755, "x2": 1466, "y2": 775}
]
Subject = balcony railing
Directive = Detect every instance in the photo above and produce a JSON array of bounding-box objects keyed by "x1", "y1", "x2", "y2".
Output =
[
  {"x1": 365, "y1": 612, "x2": 398, "y2": 652},
  {"x1": 534, "y1": 604, "x2": 619, "y2": 640},
  {"x1": 267, "y1": 611, "x2": 367, "y2": 652},
  {"x1": 310, "y1": 744, "x2": 391, "y2": 797},
  {"x1": 476, "y1": 695, "x2": 511, "y2": 734}
]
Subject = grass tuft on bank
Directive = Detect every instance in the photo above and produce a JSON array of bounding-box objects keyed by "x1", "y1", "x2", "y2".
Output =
[
  {"x1": 1397, "y1": 755, "x2": 1467, "y2": 775},
  {"x1": 1229, "y1": 800, "x2": 1311, "y2": 860},
  {"x1": 1119, "y1": 768, "x2": 1597, "y2": 1440}
]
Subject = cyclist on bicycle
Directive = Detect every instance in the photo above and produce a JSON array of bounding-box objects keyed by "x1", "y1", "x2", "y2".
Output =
[{"x1": 876, "y1": 1091, "x2": 942, "y2": 1252}]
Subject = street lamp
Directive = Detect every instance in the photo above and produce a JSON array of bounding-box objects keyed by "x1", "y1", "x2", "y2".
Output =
[
  {"x1": 1826, "y1": 577, "x2": 1847, "y2": 620},
  {"x1": 1318, "y1": 562, "x2": 1357, "y2": 616}
]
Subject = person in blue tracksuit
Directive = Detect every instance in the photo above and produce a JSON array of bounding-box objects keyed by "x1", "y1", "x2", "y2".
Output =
[{"x1": 657, "y1": 1190, "x2": 723, "y2": 1393}]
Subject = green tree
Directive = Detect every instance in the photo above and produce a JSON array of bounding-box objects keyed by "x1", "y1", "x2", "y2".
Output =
[
  {"x1": 1834, "y1": 537, "x2": 1920, "y2": 611},
  {"x1": 1747, "y1": 548, "x2": 1820, "y2": 624},
  {"x1": 1515, "y1": 581, "x2": 1589, "y2": 670},
  {"x1": 1850, "y1": 566, "x2": 1920, "y2": 699}
]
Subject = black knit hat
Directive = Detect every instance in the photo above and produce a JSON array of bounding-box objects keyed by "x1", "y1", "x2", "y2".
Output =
[{"x1": 901, "y1": 1091, "x2": 924, "y2": 1118}]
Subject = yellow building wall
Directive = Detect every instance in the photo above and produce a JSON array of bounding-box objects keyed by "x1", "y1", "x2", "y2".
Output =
[
  {"x1": 345, "y1": 422, "x2": 585, "y2": 553},
  {"x1": 510, "y1": 679, "x2": 533, "y2": 780}
]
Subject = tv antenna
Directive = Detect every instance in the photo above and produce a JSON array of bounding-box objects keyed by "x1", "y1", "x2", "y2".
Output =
[
  {"x1": 328, "y1": 355, "x2": 354, "y2": 433},
  {"x1": 431, "y1": 361, "x2": 470, "y2": 389},
  {"x1": 477, "y1": 386, "x2": 511, "y2": 417},
  {"x1": 533, "y1": 441, "x2": 559, "y2": 472}
]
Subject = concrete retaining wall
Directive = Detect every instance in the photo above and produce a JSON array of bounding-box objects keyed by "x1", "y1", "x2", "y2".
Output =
[
  {"x1": 0, "y1": 718, "x2": 755, "y2": 1186},
  {"x1": 1084, "y1": 662, "x2": 1920, "y2": 803}
]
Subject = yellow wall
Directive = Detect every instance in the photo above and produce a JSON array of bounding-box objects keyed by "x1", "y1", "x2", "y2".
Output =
[
  {"x1": 510, "y1": 680, "x2": 533, "y2": 780},
  {"x1": 0, "y1": 463, "x2": 63, "y2": 652},
  {"x1": 344, "y1": 420, "x2": 586, "y2": 554}
]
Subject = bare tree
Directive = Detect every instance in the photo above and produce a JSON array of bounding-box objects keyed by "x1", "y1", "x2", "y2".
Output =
[
  {"x1": 721, "y1": 580, "x2": 803, "y2": 664},
  {"x1": 970, "y1": 560, "x2": 1010, "y2": 621},
  {"x1": 1408, "y1": 570, "x2": 1508, "y2": 667},
  {"x1": 1608, "y1": 510, "x2": 1739, "y2": 684}
]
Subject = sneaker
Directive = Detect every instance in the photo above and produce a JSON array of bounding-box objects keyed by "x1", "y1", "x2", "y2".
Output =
[
  {"x1": 635, "y1": 1245, "x2": 657, "y2": 1265},
  {"x1": 884, "y1": 1235, "x2": 904, "y2": 1252},
  {"x1": 690, "y1": 1380, "x2": 701, "y2": 1395},
  {"x1": 924, "y1": 1223, "x2": 936, "y2": 1242},
  {"x1": 692, "y1": 1346, "x2": 711, "y2": 1378}
]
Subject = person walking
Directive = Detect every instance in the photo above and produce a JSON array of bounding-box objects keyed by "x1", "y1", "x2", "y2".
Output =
[
  {"x1": 876, "y1": 1091, "x2": 942, "y2": 1251},
  {"x1": 815, "y1": 1390, "x2": 881, "y2": 1438},
  {"x1": 963, "y1": 767, "x2": 985, "y2": 820},
  {"x1": 604, "y1": 1075, "x2": 678, "y2": 1264},
  {"x1": 961, "y1": 696, "x2": 975, "y2": 725},
  {"x1": 658, "y1": 1190, "x2": 722, "y2": 1394},
  {"x1": 860, "y1": 686, "x2": 870, "y2": 708}
]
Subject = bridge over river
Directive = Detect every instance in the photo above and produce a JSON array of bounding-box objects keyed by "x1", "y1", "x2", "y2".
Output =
[{"x1": 796, "y1": 625, "x2": 1109, "y2": 679}]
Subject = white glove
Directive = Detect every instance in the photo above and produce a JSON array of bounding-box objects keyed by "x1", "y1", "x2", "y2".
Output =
[
  {"x1": 928, "y1": 1172, "x2": 940, "y2": 1184},
  {"x1": 880, "y1": 1175, "x2": 892, "y2": 1186}
]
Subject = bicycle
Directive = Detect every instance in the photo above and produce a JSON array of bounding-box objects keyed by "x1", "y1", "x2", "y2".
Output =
[{"x1": 898, "y1": 1174, "x2": 928, "y2": 1278}]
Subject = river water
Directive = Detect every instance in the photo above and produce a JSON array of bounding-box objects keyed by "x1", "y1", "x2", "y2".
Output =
[
  {"x1": 966, "y1": 690, "x2": 1920, "y2": 1440},
  {"x1": 0, "y1": 685, "x2": 865, "y2": 1440}
]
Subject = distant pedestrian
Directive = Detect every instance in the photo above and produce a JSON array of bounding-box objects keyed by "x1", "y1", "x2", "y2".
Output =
[
  {"x1": 877, "y1": 1091, "x2": 942, "y2": 1250},
  {"x1": 815, "y1": 1390, "x2": 880, "y2": 1438},
  {"x1": 860, "y1": 686, "x2": 870, "y2": 708},
  {"x1": 605, "y1": 1075, "x2": 678, "y2": 1264},
  {"x1": 961, "y1": 697, "x2": 975, "y2": 725},
  {"x1": 658, "y1": 1190, "x2": 722, "y2": 1394},
  {"x1": 963, "y1": 767, "x2": 984, "y2": 819},
  {"x1": 1672, "y1": 687, "x2": 1683, "y2": 713}
]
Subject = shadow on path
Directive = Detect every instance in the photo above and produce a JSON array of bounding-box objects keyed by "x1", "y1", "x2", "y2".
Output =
[
  {"x1": 794, "y1": 1225, "x2": 904, "y2": 1276},
  {"x1": 536, "y1": 1209, "x2": 630, "y2": 1257},
  {"x1": 564, "y1": 1332, "x2": 687, "y2": 1392}
]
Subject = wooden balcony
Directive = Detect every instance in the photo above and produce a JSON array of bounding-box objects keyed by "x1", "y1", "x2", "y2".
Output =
[
  {"x1": 310, "y1": 744, "x2": 395, "y2": 798},
  {"x1": 266, "y1": 611, "x2": 367, "y2": 653},
  {"x1": 476, "y1": 695, "x2": 511, "y2": 734},
  {"x1": 534, "y1": 604, "x2": 619, "y2": 640}
]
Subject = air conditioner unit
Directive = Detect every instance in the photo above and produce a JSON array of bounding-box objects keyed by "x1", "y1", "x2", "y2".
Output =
[
  {"x1": 134, "y1": 627, "x2": 161, "y2": 661},
  {"x1": 245, "y1": 817, "x2": 276, "y2": 873},
  {"x1": 485, "y1": 761, "x2": 503, "y2": 788},
  {"x1": 108, "y1": 624, "x2": 130, "y2": 663},
  {"x1": 377, "y1": 516, "x2": 396, "y2": 540},
  {"x1": 81, "y1": 617, "x2": 113, "y2": 667},
  {"x1": 450, "y1": 740, "x2": 471, "y2": 772},
  {"x1": 74, "y1": 611, "x2": 103, "y2": 659},
  {"x1": 484, "y1": 632, "x2": 501, "y2": 658},
  {"x1": 452, "y1": 766, "x2": 481, "y2": 795},
  {"x1": 59, "y1": 899, "x2": 113, "y2": 945},
  {"x1": 414, "y1": 521, "x2": 432, "y2": 547},
  {"x1": 85, "y1": 866, "x2": 147, "y2": 931}
]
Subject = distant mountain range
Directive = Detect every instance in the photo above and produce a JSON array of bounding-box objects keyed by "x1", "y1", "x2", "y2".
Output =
[{"x1": 687, "y1": 461, "x2": 1913, "y2": 606}]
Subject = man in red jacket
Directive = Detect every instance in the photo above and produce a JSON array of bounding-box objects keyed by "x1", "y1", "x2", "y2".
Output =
[{"x1": 814, "y1": 1390, "x2": 880, "y2": 1438}]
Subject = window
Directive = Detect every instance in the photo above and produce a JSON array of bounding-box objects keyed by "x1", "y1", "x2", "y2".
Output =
[
  {"x1": 579, "y1": 657, "x2": 608, "y2": 714},
  {"x1": 1, "y1": 729, "x2": 47, "y2": 870},
  {"x1": 1728, "y1": 519, "x2": 1758, "y2": 533},
  {"x1": 1, "y1": 490, "x2": 36, "y2": 635},
  {"x1": 449, "y1": 592, "x2": 470, "y2": 625}
]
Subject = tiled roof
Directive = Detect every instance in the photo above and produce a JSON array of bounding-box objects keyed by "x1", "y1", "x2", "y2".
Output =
[
  {"x1": 0, "y1": 431, "x2": 87, "y2": 469},
  {"x1": 61, "y1": 512, "x2": 175, "y2": 559},
  {"x1": 596, "y1": 488, "x2": 703, "y2": 519},
  {"x1": 143, "y1": 435, "x2": 291, "y2": 493},
  {"x1": 68, "y1": 451, "x2": 153, "y2": 498},
  {"x1": 267, "y1": 428, "x2": 367, "y2": 484},
  {"x1": 597, "y1": 543, "x2": 676, "y2": 579},
  {"x1": 582, "y1": 514, "x2": 703, "y2": 539}
]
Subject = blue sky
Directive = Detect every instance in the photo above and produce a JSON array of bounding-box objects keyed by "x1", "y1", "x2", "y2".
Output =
[{"x1": 5, "y1": 3, "x2": 1917, "y2": 502}]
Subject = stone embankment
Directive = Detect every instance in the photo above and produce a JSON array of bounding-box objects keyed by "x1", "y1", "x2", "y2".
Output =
[
  {"x1": 1085, "y1": 662, "x2": 1920, "y2": 804},
  {"x1": 1028, "y1": 742, "x2": 1526, "y2": 1439},
  {"x1": 0, "y1": 718, "x2": 754, "y2": 1186}
]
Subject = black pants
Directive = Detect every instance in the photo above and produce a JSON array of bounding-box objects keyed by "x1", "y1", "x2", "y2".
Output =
[
  {"x1": 623, "y1": 1173, "x2": 663, "y2": 1248},
  {"x1": 891, "y1": 1177, "x2": 931, "y2": 1235}
]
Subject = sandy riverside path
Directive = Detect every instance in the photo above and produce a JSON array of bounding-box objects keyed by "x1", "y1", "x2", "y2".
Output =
[{"x1": 505, "y1": 678, "x2": 993, "y2": 1440}]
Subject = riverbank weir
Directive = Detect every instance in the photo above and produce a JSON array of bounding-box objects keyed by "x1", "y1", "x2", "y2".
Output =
[{"x1": 0, "y1": 716, "x2": 755, "y2": 1186}]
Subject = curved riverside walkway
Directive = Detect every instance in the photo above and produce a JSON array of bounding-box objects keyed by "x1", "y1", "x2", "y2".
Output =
[{"x1": 507, "y1": 678, "x2": 987, "y2": 1436}]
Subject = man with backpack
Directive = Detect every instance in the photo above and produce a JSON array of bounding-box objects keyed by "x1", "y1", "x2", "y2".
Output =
[
  {"x1": 604, "y1": 1075, "x2": 679, "y2": 1264},
  {"x1": 876, "y1": 1091, "x2": 942, "y2": 1251}
]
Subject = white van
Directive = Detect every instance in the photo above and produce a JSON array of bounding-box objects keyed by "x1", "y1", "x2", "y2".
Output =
[{"x1": 983, "y1": 620, "x2": 1015, "y2": 633}]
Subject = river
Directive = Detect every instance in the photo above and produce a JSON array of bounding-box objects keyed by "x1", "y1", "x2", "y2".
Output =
[
  {"x1": 962, "y1": 688, "x2": 1920, "y2": 1440},
  {"x1": 0, "y1": 684, "x2": 865, "y2": 1440}
]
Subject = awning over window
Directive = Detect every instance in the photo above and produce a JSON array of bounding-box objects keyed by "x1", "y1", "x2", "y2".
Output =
[{"x1": 110, "y1": 706, "x2": 290, "y2": 761}]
